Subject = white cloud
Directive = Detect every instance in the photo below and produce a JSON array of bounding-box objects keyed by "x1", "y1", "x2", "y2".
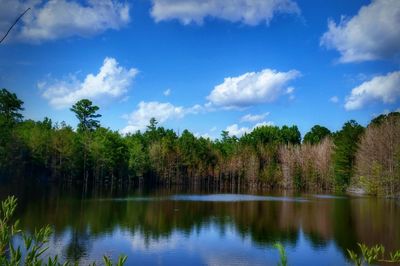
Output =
[
  {"x1": 194, "y1": 132, "x2": 214, "y2": 140},
  {"x1": 0, "y1": 0, "x2": 130, "y2": 43},
  {"x1": 40, "y1": 57, "x2": 138, "y2": 109},
  {"x1": 150, "y1": 0, "x2": 300, "y2": 25},
  {"x1": 163, "y1": 88, "x2": 171, "y2": 96},
  {"x1": 330, "y1": 96, "x2": 339, "y2": 103},
  {"x1": 240, "y1": 112, "x2": 269, "y2": 123},
  {"x1": 121, "y1": 101, "x2": 201, "y2": 134},
  {"x1": 226, "y1": 124, "x2": 250, "y2": 137},
  {"x1": 320, "y1": 0, "x2": 400, "y2": 63},
  {"x1": 0, "y1": 0, "x2": 34, "y2": 35},
  {"x1": 127, "y1": 232, "x2": 181, "y2": 252},
  {"x1": 345, "y1": 71, "x2": 400, "y2": 110},
  {"x1": 226, "y1": 121, "x2": 274, "y2": 137},
  {"x1": 207, "y1": 69, "x2": 300, "y2": 108},
  {"x1": 194, "y1": 126, "x2": 218, "y2": 140}
]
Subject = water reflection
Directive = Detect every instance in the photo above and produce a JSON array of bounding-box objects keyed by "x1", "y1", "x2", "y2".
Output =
[
  {"x1": 1, "y1": 185, "x2": 400, "y2": 265},
  {"x1": 169, "y1": 194, "x2": 309, "y2": 202}
]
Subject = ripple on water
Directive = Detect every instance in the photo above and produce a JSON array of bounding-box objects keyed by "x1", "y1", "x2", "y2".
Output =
[
  {"x1": 169, "y1": 194, "x2": 309, "y2": 202},
  {"x1": 99, "y1": 194, "x2": 310, "y2": 202},
  {"x1": 311, "y1": 194, "x2": 347, "y2": 200}
]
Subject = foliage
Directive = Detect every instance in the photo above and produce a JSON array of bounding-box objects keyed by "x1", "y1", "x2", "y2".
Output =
[
  {"x1": 103, "y1": 255, "x2": 127, "y2": 266},
  {"x1": 292, "y1": 163, "x2": 304, "y2": 191},
  {"x1": 241, "y1": 125, "x2": 300, "y2": 146},
  {"x1": 272, "y1": 241, "x2": 400, "y2": 266},
  {"x1": 347, "y1": 243, "x2": 400, "y2": 265},
  {"x1": 0, "y1": 196, "x2": 127, "y2": 266},
  {"x1": 0, "y1": 88, "x2": 399, "y2": 195},
  {"x1": 274, "y1": 242, "x2": 288, "y2": 266},
  {"x1": 0, "y1": 88, "x2": 24, "y2": 125},
  {"x1": 0, "y1": 88, "x2": 25, "y2": 172},
  {"x1": 303, "y1": 125, "x2": 331, "y2": 145},
  {"x1": 370, "y1": 112, "x2": 400, "y2": 126},
  {"x1": 332, "y1": 120, "x2": 364, "y2": 191},
  {"x1": 70, "y1": 99, "x2": 101, "y2": 132}
]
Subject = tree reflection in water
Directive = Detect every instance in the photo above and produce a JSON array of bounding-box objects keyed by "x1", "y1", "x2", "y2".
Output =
[{"x1": 2, "y1": 184, "x2": 400, "y2": 265}]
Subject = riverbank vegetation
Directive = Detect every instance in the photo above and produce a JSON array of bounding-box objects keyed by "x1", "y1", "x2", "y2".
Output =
[
  {"x1": 0, "y1": 196, "x2": 127, "y2": 266},
  {"x1": 1, "y1": 88, "x2": 399, "y2": 196},
  {"x1": 275, "y1": 241, "x2": 400, "y2": 266}
]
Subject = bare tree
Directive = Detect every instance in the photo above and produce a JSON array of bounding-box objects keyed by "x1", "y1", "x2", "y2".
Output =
[
  {"x1": 279, "y1": 137, "x2": 334, "y2": 191},
  {"x1": 354, "y1": 116, "x2": 400, "y2": 196}
]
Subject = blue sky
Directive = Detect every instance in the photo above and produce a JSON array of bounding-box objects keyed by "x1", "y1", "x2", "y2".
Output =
[{"x1": 0, "y1": 0, "x2": 399, "y2": 139}]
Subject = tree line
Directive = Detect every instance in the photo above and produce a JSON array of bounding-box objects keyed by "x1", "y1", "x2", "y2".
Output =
[{"x1": 1, "y1": 88, "x2": 399, "y2": 196}]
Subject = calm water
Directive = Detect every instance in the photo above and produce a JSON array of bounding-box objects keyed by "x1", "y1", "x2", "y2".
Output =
[{"x1": 1, "y1": 184, "x2": 400, "y2": 265}]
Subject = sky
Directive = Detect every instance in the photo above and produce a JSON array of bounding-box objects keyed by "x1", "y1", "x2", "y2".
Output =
[{"x1": 0, "y1": 0, "x2": 399, "y2": 139}]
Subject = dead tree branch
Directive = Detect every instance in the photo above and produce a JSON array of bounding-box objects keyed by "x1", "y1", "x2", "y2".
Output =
[{"x1": 0, "y1": 8, "x2": 31, "y2": 44}]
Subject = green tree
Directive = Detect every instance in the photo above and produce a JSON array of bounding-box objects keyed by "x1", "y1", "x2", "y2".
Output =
[
  {"x1": 15, "y1": 118, "x2": 53, "y2": 172},
  {"x1": 0, "y1": 89, "x2": 24, "y2": 173},
  {"x1": 70, "y1": 99, "x2": 101, "y2": 132},
  {"x1": 280, "y1": 125, "x2": 301, "y2": 145},
  {"x1": 144, "y1": 118, "x2": 169, "y2": 144},
  {"x1": 0, "y1": 88, "x2": 24, "y2": 124},
  {"x1": 333, "y1": 120, "x2": 364, "y2": 191},
  {"x1": 147, "y1": 117, "x2": 158, "y2": 132},
  {"x1": 90, "y1": 127, "x2": 128, "y2": 184},
  {"x1": 370, "y1": 111, "x2": 400, "y2": 126},
  {"x1": 179, "y1": 130, "x2": 198, "y2": 177},
  {"x1": 241, "y1": 125, "x2": 281, "y2": 146},
  {"x1": 125, "y1": 133, "x2": 148, "y2": 179},
  {"x1": 303, "y1": 125, "x2": 331, "y2": 144},
  {"x1": 51, "y1": 122, "x2": 75, "y2": 179},
  {"x1": 70, "y1": 99, "x2": 102, "y2": 184}
]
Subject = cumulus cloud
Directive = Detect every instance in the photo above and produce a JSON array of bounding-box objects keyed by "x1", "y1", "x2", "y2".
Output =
[
  {"x1": 226, "y1": 121, "x2": 274, "y2": 137},
  {"x1": 0, "y1": 0, "x2": 33, "y2": 35},
  {"x1": 121, "y1": 101, "x2": 202, "y2": 134},
  {"x1": 194, "y1": 132, "x2": 215, "y2": 140},
  {"x1": 150, "y1": 0, "x2": 300, "y2": 25},
  {"x1": 207, "y1": 69, "x2": 300, "y2": 108},
  {"x1": 40, "y1": 57, "x2": 138, "y2": 109},
  {"x1": 0, "y1": 0, "x2": 130, "y2": 43},
  {"x1": 225, "y1": 124, "x2": 250, "y2": 137},
  {"x1": 240, "y1": 112, "x2": 269, "y2": 123},
  {"x1": 320, "y1": 0, "x2": 400, "y2": 63},
  {"x1": 344, "y1": 71, "x2": 400, "y2": 110}
]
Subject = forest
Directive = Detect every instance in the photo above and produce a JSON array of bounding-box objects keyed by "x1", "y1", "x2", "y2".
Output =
[{"x1": 1, "y1": 88, "x2": 399, "y2": 196}]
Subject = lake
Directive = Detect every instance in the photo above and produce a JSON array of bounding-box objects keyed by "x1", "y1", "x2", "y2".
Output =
[{"x1": 1, "y1": 184, "x2": 400, "y2": 265}]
